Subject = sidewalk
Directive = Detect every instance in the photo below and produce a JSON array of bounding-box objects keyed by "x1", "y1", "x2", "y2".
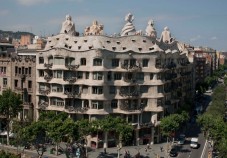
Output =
[
  {"x1": 1, "y1": 142, "x2": 171, "y2": 158},
  {"x1": 87, "y1": 142, "x2": 169, "y2": 158}
]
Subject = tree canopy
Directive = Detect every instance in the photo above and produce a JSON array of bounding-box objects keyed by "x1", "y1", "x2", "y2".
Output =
[{"x1": 0, "y1": 89, "x2": 23, "y2": 145}]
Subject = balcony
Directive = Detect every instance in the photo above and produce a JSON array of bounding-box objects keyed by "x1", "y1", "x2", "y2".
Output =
[
  {"x1": 119, "y1": 103, "x2": 142, "y2": 112},
  {"x1": 44, "y1": 75, "x2": 53, "y2": 82},
  {"x1": 44, "y1": 63, "x2": 53, "y2": 69},
  {"x1": 65, "y1": 64, "x2": 80, "y2": 70},
  {"x1": 63, "y1": 77, "x2": 77, "y2": 83},
  {"x1": 39, "y1": 89, "x2": 50, "y2": 95},
  {"x1": 123, "y1": 77, "x2": 136, "y2": 84},
  {"x1": 121, "y1": 63, "x2": 142, "y2": 71},
  {"x1": 119, "y1": 88, "x2": 140, "y2": 97},
  {"x1": 38, "y1": 101, "x2": 49, "y2": 109},
  {"x1": 66, "y1": 106, "x2": 88, "y2": 113},
  {"x1": 64, "y1": 91, "x2": 81, "y2": 98}
]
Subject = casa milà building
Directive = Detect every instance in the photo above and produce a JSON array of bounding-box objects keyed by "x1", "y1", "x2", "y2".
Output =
[{"x1": 36, "y1": 13, "x2": 193, "y2": 148}]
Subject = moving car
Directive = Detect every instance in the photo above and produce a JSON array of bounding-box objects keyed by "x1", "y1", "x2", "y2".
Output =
[
  {"x1": 190, "y1": 137, "x2": 198, "y2": 148},
  {"x1": 169, "y1": 148, "x2": 178, "y2": 157},
  {"x1": 178, "y1": 134, "x2": 186, "y2": 145}
]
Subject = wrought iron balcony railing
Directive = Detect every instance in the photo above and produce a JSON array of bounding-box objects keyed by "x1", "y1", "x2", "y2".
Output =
[
  {"x1": 63, "y1": 77, "x2": 77, "y2": 83},
  {"x1": 121, "y1": 63, "x2": 142, "y2": 71},
  {"x1": 39, "y1": 89, "x2": 50, "y2": 95},
  {"x1": 67, "y1": 106, "x2": 88, "y2": 112},
  {"x1": 44, "y1": 63, "x2": 53, "y2": 69},
  {"x1": 38, "y1": 101, "x2": 49, "y2": 109},
  {"x1": 64, "y1": 91, "x2": 81, "y2": 98},
  {"x1": 65, "y1": 64, "x2": 80, "y2": 70},
  {"x1": 44, "y1": 75, "x2": 53, "y2": 82}
]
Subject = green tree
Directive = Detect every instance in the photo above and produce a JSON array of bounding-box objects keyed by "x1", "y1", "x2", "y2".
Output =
[
  {"x1": 160, "y1": 112, "x2": 189, "y2": 141},
  {"x1": 0, "y1": 89, "x2": 22, "y2": 145},
  {"x1": 22, "y1": 121, "x2": 47, "y2": 158},
  {"x1": 113, "y1": 117, "x2": 133, "y2": 148}
]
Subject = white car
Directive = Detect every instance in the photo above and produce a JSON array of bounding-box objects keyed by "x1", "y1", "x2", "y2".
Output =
[{"x1": 190, "y1": 137, "x2": 198, "y2": 148}]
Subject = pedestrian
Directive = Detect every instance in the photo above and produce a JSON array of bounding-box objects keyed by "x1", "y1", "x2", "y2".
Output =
[
  {"x1": 160, "y1": 146, "x2": 163, "y2": 152},
  {"x1": 104, "y1": 147, "x2": 106, "y2": 154},
  {"x1": 145, "y1": 147, "x2": 147, "y2": 152},
  {"x1": 147, "y1": 143, "x2": 150, "y2": 149}
]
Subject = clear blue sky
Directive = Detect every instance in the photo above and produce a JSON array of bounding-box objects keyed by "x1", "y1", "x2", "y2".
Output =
[{"x1": 1, "y1": 0, "x2": 227, "y2": 51}]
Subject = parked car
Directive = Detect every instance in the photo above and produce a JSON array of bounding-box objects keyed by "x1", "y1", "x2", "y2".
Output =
[
  {"x1": 177, "y1": 134, "x2": 186, "y2": 145},
  {"x1": 190, "y1": 137, "x2": 199, "y2": 148},
  {"x1": 169, "y1": 148, "x2": 178, "y2": 157}
]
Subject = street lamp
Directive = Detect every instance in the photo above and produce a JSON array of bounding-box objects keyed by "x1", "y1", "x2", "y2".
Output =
[
  {"x1": 84, "y1": 144, "x2": 88, "y2": 158},
  {"x1": 117, "y1": 145, "x2": 121, "y2": 158}
]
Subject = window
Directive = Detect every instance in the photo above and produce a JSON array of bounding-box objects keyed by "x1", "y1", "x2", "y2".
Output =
[
  {"x1": 140, "y1": 85, "x2": 148, "y2": 93},
  {"x1": 52, "y1": 84, "x2": 63, "y2": 92},
  {"x1": 39, "y1": 70, "x2": 44, "y2": 77},
  {"x1": 39, "y1": 57, "x2": 44, "y2": 64},
  {"x1": 28, "y1": 95, "x2": 32, "y2": 102},
  {"x1": 107, "y1": 71, "x2": 112, "y2": 81},
  {"x1": 14, "y1": 80, "x2": 18, "y2": 88},
  {"x1": 112, "y1": 59, "x2": 119, "y2": 67},
  {"x1": 125, "y1": 72, "x2": 133, "y2": 80},
  {"x1": 111, "y1": 100, "x2": 118, "y2": 109},
  {"x1": 48, "y1": 56, "x2": 53, "y2": 64},
  {"x1": 15, "y1": 66, "x2": 18, "y2": 74},
  {"x1": 22, "y1": 67, "x2": 24, "y2": 74},
  {"x1": 3, "y1": 78, "x2": 7, "y2": 86},
  {"x1": 91, "y1": 101, "x2": 103, "y2": 109},
  {"x1": 28, "y1": 67, "x2": 31, "y2": 75},
  {"x1": 150, "y1": 73, "x2": 154, "y2": 80},
  {"x1": 109, "y1": 86, "x2": 116, "y2": 94},
  {"x1": 81, "y1": 58, "x2": 86, "y2": 65},
  {"x1": 142, "y1": 59, "x2": 149, "y2": 67},
  {"x1": 158, "y1": 85, "x2": 163, "y2": 93},
  {"x1": 82, "y1": 86, "x2": 88, "y2": 94},
  {"x1": 114, "y1": 72, "x2": 122, "y2": 80},
  {"x1": 77, "y1": 71, "x2": 83, "y2": 79},
  {"x1": 53, "y1": 70, "x2": 62, "y2": 78},
  {"x1": 157, "y1": 73, "x2": 162, "y2": 80},
  {"x1": 28, "y1": 81, "x2": 32, "y2": 89},
  {"x1": 93, "y1": 72, "x2": 103, "y2": 80},
  {"x1": 0, "y1": 67, "x2": 6, "y2": 75},
  {"x1": 25, "y1": 68, "x2": 28, "y2": 74},
  {"x1": 136, "y1": 72, "x2": 144, "y2": 81},
  {"x1": 155, "y1": 58, "x2": 161, "y2": 67},
  {"x1": 93, "y1": 58, "x2": 102, "y2": 66},
  {"x1": 92, "y1": 86, "x2": 103, "y2": 94},
  {"x1": 39, "y1": 83, "x2": 45, "y2": 90},
  {"x1": 54, "y1": 57, "x2": 64, "y2": 65},
  {"x1": 85, "y1": 72, "x2": 89, "y2": 79},
  {"x1": 140, "y1": 99, "x2": 148, "y2": 107},
  {"x1": 65, "y1": 57, "x2": 75, "y2": 65},
  {"x1": 19, "y1": 68, "x2": 21, "y2": 74},
  {"x1": 51, "y1": 97, "x2": 64, "y2": 106}
]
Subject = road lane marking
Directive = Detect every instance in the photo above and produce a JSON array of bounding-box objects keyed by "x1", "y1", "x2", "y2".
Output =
[{"x1": 200, "y1": 139, "x2": 208, "y2": 158}]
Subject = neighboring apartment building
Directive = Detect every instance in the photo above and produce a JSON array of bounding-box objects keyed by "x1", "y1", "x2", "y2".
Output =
[
  {"x1": 0, "y1": 42, "x2": 14, "y2": 130},
  {"x1": 0, "y1": 41, "x2": 37, "y2": 122},
  {"x1": 217, "y1": 51, "x2": 225, "y2": 66},
  {"x1": 193, "y1": 47, "x2": 217, "y2": 84},
  {"x1": 20, "y1": 34, "x2": 32, "y2": 46},
  {"x1": 11, "y1": 49, "x2": 37, "y2": 121},
  {"x1": 0, "y1": 42, "x2": 14, "y2": 94},
  {"x1": 36, "y1": 14, "x2": 193, "y2": 148}
]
